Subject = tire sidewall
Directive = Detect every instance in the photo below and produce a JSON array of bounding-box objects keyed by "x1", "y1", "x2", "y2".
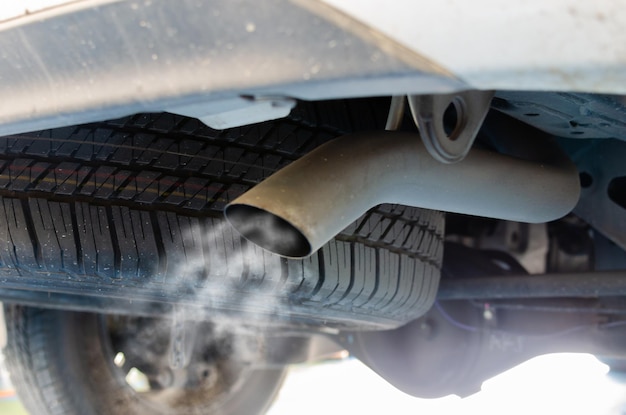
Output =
[{"x1": 6, "y1": 306, "x2": 285, "y2": 415}]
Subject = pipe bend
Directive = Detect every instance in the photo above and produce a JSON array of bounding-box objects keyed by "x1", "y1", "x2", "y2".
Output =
[{"x1": 225, "y1": 131, "x2": 580, "y2": 258}]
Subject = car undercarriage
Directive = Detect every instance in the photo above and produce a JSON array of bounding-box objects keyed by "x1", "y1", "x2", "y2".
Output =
[{"x1": 1, "y1": 1, "x2": 626, "y2": 414}]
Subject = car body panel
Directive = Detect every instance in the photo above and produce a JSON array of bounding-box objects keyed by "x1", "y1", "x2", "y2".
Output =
[{"x1": 1, "y1": 0, "x2": 624, "y2": 135}]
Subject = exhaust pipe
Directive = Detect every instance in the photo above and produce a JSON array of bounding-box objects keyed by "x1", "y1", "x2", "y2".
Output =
[{"x1": 225, "y1": 131, "x2": 579, "y2": 258}]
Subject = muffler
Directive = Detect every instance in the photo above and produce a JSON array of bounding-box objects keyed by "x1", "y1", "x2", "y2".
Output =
[{"x1": 225, "y1": 131, "x2": 579, "y2": 258}]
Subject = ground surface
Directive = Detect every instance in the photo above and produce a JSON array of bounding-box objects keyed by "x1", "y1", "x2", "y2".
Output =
[{"x1": 1, "y1": 353, "x2": 625, "y2": 414}]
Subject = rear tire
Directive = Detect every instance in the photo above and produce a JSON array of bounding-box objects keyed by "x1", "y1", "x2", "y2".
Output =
[
  {"x1": 3, "y1": 304, "x2": 286, "y2": 415},
  {"x1": 0, "y1": 100, "x2": 444, "y2": 328}
]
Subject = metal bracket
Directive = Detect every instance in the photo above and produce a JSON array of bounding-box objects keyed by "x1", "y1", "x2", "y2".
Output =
[
  {"x1": 385, "y1": 96, "x2": 406, "y2": 131},
  {"x1": 408, "y1": 90, "x2": 494, "y2": 163},
  {"x1": 563, "y1": 138, "x2": 626, "y2": 252}
]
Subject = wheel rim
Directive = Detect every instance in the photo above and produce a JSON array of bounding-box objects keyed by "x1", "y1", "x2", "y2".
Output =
[{"x1": 98, "y1": 315, "x2": 252, "y2": 413}]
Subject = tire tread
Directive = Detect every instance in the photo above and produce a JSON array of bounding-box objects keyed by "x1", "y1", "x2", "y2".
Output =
[{"x1": 0, "y1": 101, "x2": 443, "y2": 327}]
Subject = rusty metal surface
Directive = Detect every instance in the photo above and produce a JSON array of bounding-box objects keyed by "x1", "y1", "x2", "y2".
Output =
[{"x1": 226, "y1": 131, "x2": 580, "y2": 257}]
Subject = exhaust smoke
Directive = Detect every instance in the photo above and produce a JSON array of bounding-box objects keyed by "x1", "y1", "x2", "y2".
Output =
[
  {"x1": 225, "y1": 205, "x2": 310, "y2": 258},
  {"x1": 119, "y1": 219, "x2": 302, "y2": 375}
]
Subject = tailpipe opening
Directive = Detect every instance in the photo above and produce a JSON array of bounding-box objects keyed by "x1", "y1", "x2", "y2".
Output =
[{"x1": 225, "y1": 205, "x2": 311, "y2": 258}]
